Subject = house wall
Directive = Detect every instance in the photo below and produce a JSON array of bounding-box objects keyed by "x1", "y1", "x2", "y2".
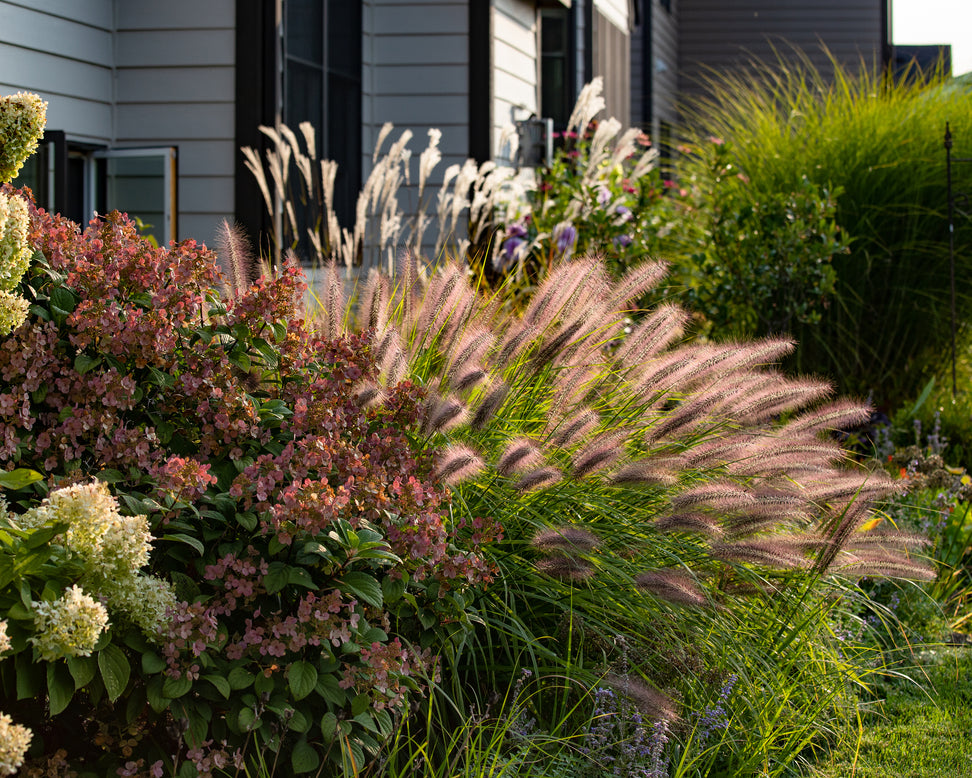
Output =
[
  {"x1": 592, "y1": 6, "x2": 630, "y2": 127},
  {"x1": 678, "y1": 0, "x2": 885, "y2": 99},
  {"x1": 652, "y1": 0, "x2": 678, "y2": 133},
  {"x1": 359, "y1": 0, "x2": 470, "y2": 264},
  {"x1": 492, "y1": 0, "x2": 538, "y2": 161},
  {"x1": 114, "y1": 0, "x2": 236, "y2": 245},
  {"x1": 0, "y1": 0, "x2": 236, "y2": 246},
  {"x1": 0, "y1": 0, "x2": 114, "y2": 145}
]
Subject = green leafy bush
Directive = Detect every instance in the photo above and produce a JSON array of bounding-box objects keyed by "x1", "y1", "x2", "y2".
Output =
[
  {"x1": 678, "y1": 48, "x2": 972, "y2": 407},
  {"x1": 667, "y1": 137, "x2": 845, "y2": 338}
]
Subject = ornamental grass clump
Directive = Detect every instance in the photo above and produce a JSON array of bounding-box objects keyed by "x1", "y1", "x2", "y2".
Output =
[{"x1": 315, "y1": 251, "x2": 933, "y2": 775}]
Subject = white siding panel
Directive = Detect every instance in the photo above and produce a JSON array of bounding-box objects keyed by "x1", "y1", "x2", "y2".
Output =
[
  {"x1": 115, "y1": 103, "x2": 234, "y2": 141},
  {"x1": 116, "y1": 67, "x2": 236, "y2": 105},
  {"x1": 0, "y1": 3, "x2": 112, "y2": 66},
  {"x1": 0, "y1": 81, "x2": 111, "y2": 142},
  {"x1": 115, "y1": 29, "x2": 236, "y2": 68},
  {"x1": 0, "y1": 43, "x2": 111, "y2": 103},
  {"x1": 491, "y1": 0, "x2": 537, "y2": 159},
  {"x1": 3, "y1": 0, "x2": 112, "y2": 29},
  {"x1": 372, "y1": 4, "x2": 467, "y2": 34},
  {"x1": 370, "y1": 33, "x2": 468, "y2": 65},
  {"x1": 373, "y1": 64, "x2": 468, "y2": 94},
  {"x1": 594, "y1": 0, "x2": 629, "y2": 32},
  {"x1": 495, "y1": 38, "x2": 535, "y2": 81},
  {"x1": 116, "y1": 0, "x2": 235, "y2": 30}
]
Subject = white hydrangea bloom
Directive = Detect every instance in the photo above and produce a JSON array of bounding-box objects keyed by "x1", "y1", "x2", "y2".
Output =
[
  {"x1": 0, "y1": 290, "x2": 27, "y2": 336},
  {"x1": 0, "y1": 193, "x2": 29, "y2": 292},
  {"x1": 25, "y1": 481, "x2": 152, "y2": 575},
  {"x1": 98, "y1": 574, "x2": 177, "y2": 640},
  {"x1": 32, "y1": 584, "x2": 109, "y2": 661},
  {"x1": 0, "y1": 712, "x2": 31, "y2": 776},
  {"x1": 0, "y1": 92, "x2": 48, "y2": 184},
  {"x1": 0, "y1": 621, "x2": 9, "y2": 654}
]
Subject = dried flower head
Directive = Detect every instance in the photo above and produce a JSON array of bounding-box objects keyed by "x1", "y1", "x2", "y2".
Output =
[
  {"x1": 603, "y1": 673, "x2": 679, "y2": 721},
  {"x1": 535, "y1": 554, "x2": 595, "y2": 581},
  {"x1": 635, "y1": 569, "x2": 708, "y2": 607}
]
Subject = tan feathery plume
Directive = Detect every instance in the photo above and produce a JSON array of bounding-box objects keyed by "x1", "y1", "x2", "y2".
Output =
[
  {"x1": 423, "y1": 395, "x2": 469, "y2": 433},
  {"x1": 533, "y1": 526, "x2": 600, "y2": 552},
  {"x1": 602, "y1": 674, "x2": 679, "y2": 722},
  {"x1": 471, "y1": 382, "x2": 510, "y2": 430},
  {"x1": 654, "y1": 512, "x2": 724, "y2": 537},
  {"x1": 671, "y1": 482, "x2": 757, "y2": 513},
  {"x1": 615, "y1": 303, "x2": 690, "y2": 368},
  {"x1": 635, "y1": 569, "x2": 708, "y2": 607},
  {"x1": 547, "y1": 409, "x2": 600, "y2": 449},
  {"x1": 782, "y1": 399, "x2": 873, "y2": 436},
  {"x1": 571, "y1": 430, "x2": 627, "y2": 479},
  {"x1": 434, "y1": 444, "x2": 485, "y2": 485},
  {"x1": 515, "y1": 466, "x2": 563, "y2": 493},
  {"x1": 711, "y1": 540, "x2": 810, "y2": 569},
  {"x1": 535, "y1": 555, "x2": 595, "y2": 581},
  {"x1": 497, "y1": 438, "x2": 543, "y2": 476}
]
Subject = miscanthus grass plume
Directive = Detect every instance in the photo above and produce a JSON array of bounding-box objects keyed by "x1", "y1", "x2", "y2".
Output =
[{"x1": 297, "y1": 249, "x2": 932, "y2": 774}]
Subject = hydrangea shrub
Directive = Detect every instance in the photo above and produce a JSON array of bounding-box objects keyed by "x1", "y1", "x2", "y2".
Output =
[{"x1": 0, "y1": 194, "x2": 493, "y2": 775}]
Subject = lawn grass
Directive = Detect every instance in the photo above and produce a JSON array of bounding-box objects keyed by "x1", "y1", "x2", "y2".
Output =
[{"x1": 813, "y1": 646, "x2": 972, "y2": 778}]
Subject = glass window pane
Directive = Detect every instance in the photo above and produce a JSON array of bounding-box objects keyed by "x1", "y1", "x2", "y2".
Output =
[{"x1": 286, "y1": 0, "x2": 323, "y2": 63}]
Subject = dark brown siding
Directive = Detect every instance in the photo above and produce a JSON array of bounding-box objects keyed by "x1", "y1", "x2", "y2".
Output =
[{"x1": 678, "y1": 0, "x2": 886, "y2": 98}]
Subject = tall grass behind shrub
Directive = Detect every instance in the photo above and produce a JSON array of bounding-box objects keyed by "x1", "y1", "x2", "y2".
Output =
[{"x1": 677, "y1": 49, "x2": 972, "y2": 408}]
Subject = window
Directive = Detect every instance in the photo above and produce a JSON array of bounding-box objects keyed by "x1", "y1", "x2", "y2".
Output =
[
  {"x1": 283, "y1": 0, "x2": 362, "y2": 226},
  {"x1": 11, "y1": 134, "x2": 177, "y2": 244},
  {"x1": 540, "y1": 6, "x2": 573, "y2": 130}
]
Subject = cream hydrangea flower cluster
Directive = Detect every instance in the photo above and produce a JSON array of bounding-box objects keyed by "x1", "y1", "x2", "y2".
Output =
[
  {"x1": 0, "y1": 92, "x2": 47, "y2": 183},
  {"x1": 31, "y1": 584, "x2": 108, "y2": 661},
  {"x1": 0, "y1": 712, "x2": 32, "y2": 776},
  {"x1": 0, "y1": 91, "x2": 46, "y2": 335},
  {"x1": 0, "y1": 620, "x2": 10, "y2": 654},
  {"x1": 22, "y1": 481, "x2": 176, "y2": 638},
  {"x1": 24, "y1": 481, "x2": 152, "y2": 574}
]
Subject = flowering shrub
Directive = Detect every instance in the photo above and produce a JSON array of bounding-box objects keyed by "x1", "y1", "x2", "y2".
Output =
[
  {"x1": 491, "y1": 79, "x2": 668, "y2": 284},
  {"x1": 0, "y1": 191, "x2": 494, "y2": 775},
  {"x1": 664, "y1": 137, "x2": 846, "y2": 338}
]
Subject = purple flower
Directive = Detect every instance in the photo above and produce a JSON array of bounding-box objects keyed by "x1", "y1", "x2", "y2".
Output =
[
  {"x1": 597, "y1": 186, "x2": 612, "y2": 206},
  {"x1": 553, "y1": 222, "x2": 578, "y2": 256},
  {"x1": 613, "y1": 234, "x2": 633, "y2": 250},
  {"x1": 615, "y1": 205, "x2": 633, "y2": 223}
]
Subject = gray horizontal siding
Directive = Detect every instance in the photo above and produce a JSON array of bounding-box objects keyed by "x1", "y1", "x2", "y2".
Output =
[
  {"x1": 115, "y1": 29, "x2": 236, "y2": 68},
  {"x1": 363, "y1": 0, "x2": 470, "y2": 256},
  {"x1": 370, "y1": 33, "x2": 469, "y2": 65},
  {"x1": 115, "y1": 1, "x2": 235, "y2": 246},
  {"x1": 372, "y1": 3, "x2": 467, "y2": 34},
  {"x1": 0, "y1": 0, "x2": 113, "y2": 143},
  {"x1": 0, "y1": 1, "x2": 113, "y2": 66}
]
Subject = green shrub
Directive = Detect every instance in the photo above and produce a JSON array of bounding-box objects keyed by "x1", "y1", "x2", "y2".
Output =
[
  {"x1": 677, "y1": 48, "x2": 972, "y2": 408},
  {"x1": 667, "y1": 137, "x2": 845, "y2": 338}
]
